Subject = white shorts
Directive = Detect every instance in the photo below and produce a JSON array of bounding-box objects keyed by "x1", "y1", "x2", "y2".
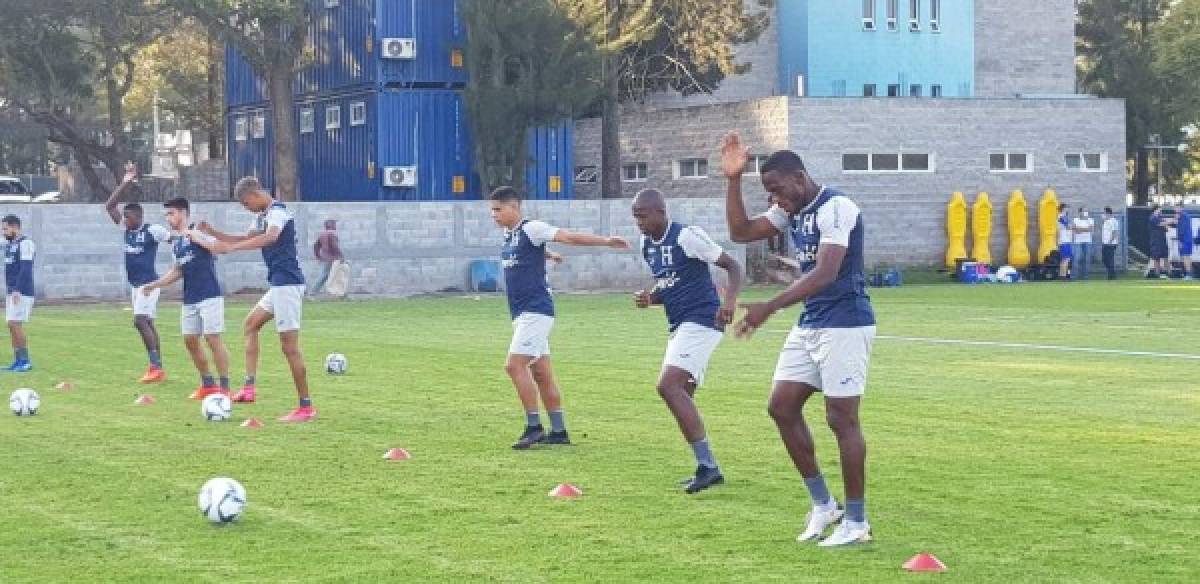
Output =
[
  {"x1": 662, "y1": 322, "x2": 724, "y2": 387},
  {"x1": 181, "y1": 297, "x2": 225, "y2": 336},
  {"x1": 132, "y1": 286, "x2": 161, "y2": 318},
  {"x1": 773, "y1": 326, "x2": 876, "y2": 398},
  {"x1": 509, "y1": 313, "x2": 554, "y2": 358},
  {"x1": 5, "y1": 294, "x2": 33, "y2": 323},
  {"x1": 256, "y1": 285, "x2": 305, "y2": 333}
]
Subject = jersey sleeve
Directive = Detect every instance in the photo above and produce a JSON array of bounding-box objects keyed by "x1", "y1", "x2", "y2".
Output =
[
  {"x1": 148, "y1": 224, "x2": 171, "y2": 242},
  {"x1": 816, "y1": 197, "x2": 860, "y2": 247},
  {"x1": 677, "y1": 226, "x2": 725, "y2": 264},
  {"x1": 189, "y1": 232, "x2": 217, "y2": 246},
  {"x1": 522, "y1": 220, "x2": 560, "y2": 246},
  {"x1": 264, "y1": 207, "x2": 291, "y2": 231},
  {"x1": 758, "y1": 205, "x2": 790, "y2": 233},
  {"x1": 18, "y1": 239, "x2": 35, "y2": 260}
]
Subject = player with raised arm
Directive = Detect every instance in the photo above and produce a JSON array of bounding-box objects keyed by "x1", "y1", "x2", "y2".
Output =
[
  {"x1": 631, "y1": 188, "x2": 743, "y2": 494},
  {"x1": 489, "y1": 186, "x2": 629, "y2": 449},
  {"x1": 721, "y1": 134, "x2": 877, "y2": 547}
]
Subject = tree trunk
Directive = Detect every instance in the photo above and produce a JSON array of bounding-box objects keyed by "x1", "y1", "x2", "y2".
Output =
[
  {"x1": 105, "y1": 73, "x2": 133, "y2": 178},
  {"x1": 600, "y1": 52, "x2": 622, "y2": 199},
  {"x1": 207, "y1": 32, "x2": 222, "y2": 159},
  {"x1": 1134, "y1": 148, "x2": 1150, "y2": 205},
  {"x1": 268, "y1": 65, "x2": 299, "y2": 201}
]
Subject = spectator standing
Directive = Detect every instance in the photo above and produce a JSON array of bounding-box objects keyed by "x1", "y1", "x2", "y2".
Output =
[
  {"x1": 1173, "y1": 204, "x2": 1193, "y2": 280},
  {"x1": 1148, "y1": 205, "x2": 1169, "y2": 279},
  {"x1": 1072, "y1": 207, "x2": 1095, "y2": 280},
  {"x1": 309, "y1": 219, "x2": 344, "y2": 296},
  {"x1": 1057, "y1": 204, "x2": 1074, "y2": 280},
  {"x1": 1101, "y1": 207, "x2": 1120, "y2": 280}
]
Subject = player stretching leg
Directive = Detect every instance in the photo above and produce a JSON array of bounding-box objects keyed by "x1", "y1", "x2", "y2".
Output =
[
  {"x1": 489, "y1": 186, "x2": 629, "y2": 449},
  {"x1": 631, "y1": 189, "x2": 743, "y2": 494},
  {"x1": 2, "y1": 215, "x2": 35, "y2": 372},
  {"x1": 195, "y1": 178, "x2": 314, "y2": 423},
  {"x1": 142, "y1": 198, "x2": 232, "y2": 399},
  {"x1": 105, "y1": 163, "x2": 169, "y2": 383},
  {"x1": 721, "y1": 134, "x2": 877, "y2": 547}
]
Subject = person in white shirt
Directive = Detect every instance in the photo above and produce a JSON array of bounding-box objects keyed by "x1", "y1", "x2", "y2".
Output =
[
  {"x1": 1056, "y1": 204, "x2": 1074, "y2": 279},
  {"x1": 1101, "y1": 207, "x2": 1120, "y2": 280},
  {"x1": 1072, "y1": 207, "x2": 1095, "y2": 280}
]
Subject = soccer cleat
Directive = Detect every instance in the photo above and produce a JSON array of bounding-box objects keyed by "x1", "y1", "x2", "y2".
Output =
[
  {"x1": 189, "y1": 386, "x2": 225, "y2": 400},
  {"x1": 278, "y1": 406, "x2": 317, "y2": 423},
  {"x1": 797, "y1": 501, "x2": 844, "y2": 542},
  {"x1": 139, "y1": 366, "x2": 166, "y2": 384},
  {"x1": 684, "y1": 465, "x2": 724, "y2": 494},
  {"x1": 539, "y1": 430, "x2": 571, "y2": 445},
  {"x1": 8, "y1": 360, "x2": 32, "y2": 373},
  {"x1": 232, "y1": 385, "x2": 257, "y2": 403},
  {"x1": 512, "y1": 425, "x2": 545, "y2": 450},
  {"x1": 817, "y1": 520, "x2": 873, "y2": 547}
]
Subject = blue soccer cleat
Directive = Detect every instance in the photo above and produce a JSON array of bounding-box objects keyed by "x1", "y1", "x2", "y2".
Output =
[{"x1": 8, "y1": 360, "x2": 32, "y2": 373}]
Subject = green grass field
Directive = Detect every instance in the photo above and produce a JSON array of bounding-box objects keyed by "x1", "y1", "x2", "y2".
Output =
[{"x1": 1, "y1": 281, "x2": 1197, "y2": 583}]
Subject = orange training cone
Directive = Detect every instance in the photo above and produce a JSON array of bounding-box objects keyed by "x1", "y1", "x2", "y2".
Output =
[
  {"x1": 382, "y1": 448, "x2": 411, "y2": 460},
  {"x1": 241, "y1": 418, "x2": 264, "y2": 429},
  {"x1": 548, "y1": 483, "x2": 583, "y2": 498},
  {"x1": 903, "y1": 553, "x2": 947, "y2": 572},
  {"x1": 55, "y1": 381, "x2": 75, "y2": 391},
  {"x1": 134, "y1": 394, "x2": 156, "y2": 405}
]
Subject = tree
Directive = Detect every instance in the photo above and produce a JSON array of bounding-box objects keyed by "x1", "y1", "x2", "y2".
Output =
[
  {"x1": 463, "y1": 0, "x2": 603, "y2": 193},
  {"x1": 178, "y1": 0, "x2": 312, "y2": 201},
  {"x1": 558, "y1": 0, "x2": 772, "y2": 198},
  {"x1": 1077, "y1": 0, "x2": 1173, "y2": 204},
  {"x1": 1153, "y1": 0, "x2": 1200, "y2": 193}
]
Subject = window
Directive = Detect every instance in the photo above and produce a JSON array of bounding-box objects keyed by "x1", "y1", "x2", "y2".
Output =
[
  {"x1": 252, "y1": 113, "x2": 266, "y2": 139},
  {"x1": 676, "y1": 158, "x2": 708, "y2": 179},
  {"x1": 622, "y1": 162, "x2": 648, "y2": 182},
  {"x1": 1065, "y1": 153, "x2": 1106, "y2": 172},
  {"x1": 990, "y1": 152, "x2": 1032, "y2": 172},
  {"x1": 300, "y1": 108, "x2": 315, "y2": 134},
  {"x1": 844, "y1": 151, "x2": 932, "y2": 173},
  {"x1": 325, "y1": 105, "x2": 341, "y2": 130},
  {"x1": 930, "y1": 0, "x2": 941, "y2": 31},
  {"x1": 234, "y1": 117, "x2": 248, "y2": 142},
  {"x1": 574, "y1": 166, "x2": 598, "y2": 184},
  {"x1": 746, "y1": 155, "x2": 770, "y2": 176},
  {"x1": 349, "y1": 101, "x2": 366, "y2": 126},
  {"x1": 910, "y1": 84, "x2": 922, "y2": 97},
  {"x1": 909, "y1": 0, "x2": 921, "y2": 30},
  {"x1": 863, "y1": 84, "x2": 877, "y2": 97},
  {"x1": 863, "y1": 0, "x2": 876, "y2": 30},
  {"x1": 887, "y1": 0, "x2": 898, "y2": 30},
  {"x1": 931, "y1": 84, "x2": 942, "y2": 98},
  {"x1": 887, "y1": 84, "x2": 901, "y2": 97}
]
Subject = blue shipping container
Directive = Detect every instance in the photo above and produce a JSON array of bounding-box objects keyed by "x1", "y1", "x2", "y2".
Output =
[
  {"x1": 525, "y1": 121, "x2": 574, "y2": 200},
  {"x1": 226, "y1": 107, "x2": 275, "y2": 192},
  {"x1": 226, "y1": 0, "x2": 467, "y2": 108}
]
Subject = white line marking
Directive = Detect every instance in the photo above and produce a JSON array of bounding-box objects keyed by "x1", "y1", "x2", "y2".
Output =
[{"x1": 760, "y1": 331, "x2": 1200, "y2": 360}]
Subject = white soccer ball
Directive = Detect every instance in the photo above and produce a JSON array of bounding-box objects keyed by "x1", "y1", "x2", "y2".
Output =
[
  {"x1": 201, "y1": 394, "x2": 232, "y2": 422},
  {"x1": 996, "y1": 265, "x2": 1020, "y2": 283},
  {"x1": 325, "y1": 352, "x2": 348, "y2": 375},
  {"x1": 9, "y1": 388, "x2": 40, "y2": 416},
  {"x1": 197, "y1": 477, "x2": 246, "y2": 524}
]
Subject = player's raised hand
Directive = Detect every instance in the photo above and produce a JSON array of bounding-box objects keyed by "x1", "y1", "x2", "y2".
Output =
[
  {"x1": 607, "y1": 236, "x2": 630, "y2": 250},
  {"x1": 634, "y1": 290, "x2": 652, "y2": 308},
  {"x1": 122, "y1": 162, "x2": 138, "y2": 185},
  {"x1": 735, "y1": 301, "x2": 775, "y2": 339},
  {"x1": 721, "y1": 133, "x2": 750, "y2": 179},
  {"x1": 195, "y1": 220, "x2": 213, "y2": 234},
  {"x1": 716, "y1": 302, "x2": 736, "y2": 327}
]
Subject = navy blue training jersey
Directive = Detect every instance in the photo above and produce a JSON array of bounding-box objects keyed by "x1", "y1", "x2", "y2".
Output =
[
  {"x1": 501, "y1": 219, "x2": 558, "y2": 319},
  {"x1": 765, "y1": 187, "x2": 875, "y2": 329},
  {"x1": 124, "y1": 223, "x2": 169, "y2": 287},
  {"x1": 253, "y1": 202, "x2": 305, "y2": 287},
  {"x1": 641, "y1": 222, "x2": 723, "y2": 332},
  {"x1": 4, "y1": 235, "x2": 35, "y2": 296},
  {"x1": 173, "y1": 232, "x2": 222, "y2": 305}
]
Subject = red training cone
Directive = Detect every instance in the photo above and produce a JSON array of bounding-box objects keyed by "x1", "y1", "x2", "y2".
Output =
[
  {"x1": 240, "y1": 418, "x2": 264, "y2": 429},
  {"x1": 382, "y1": 448, "x2": 411, "y2": 461},
  {"x1": 134, "y1": 394, "x2": 156, "y2": 405},
  {"x1": 903, "y1": 553, "x2": 947, "y2": 573},
  {"x1": 548, "y1": 483, "x2": 583, "y2": 498}
]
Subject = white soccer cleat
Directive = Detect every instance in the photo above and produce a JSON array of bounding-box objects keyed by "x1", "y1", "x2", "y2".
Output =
[
  {"x1": 817, "y1": 519, "x2": 873, "y2": 547},
  {"x1": 796, "y1": 501, "x2": 843, "y2": 542}
]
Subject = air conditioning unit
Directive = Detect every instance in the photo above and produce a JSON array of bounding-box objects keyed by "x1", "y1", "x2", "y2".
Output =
[
  {"x1": 909, "y1": 19, "x2": 921, "y2": 31},
  {"x1": 381, "y1": 38, "x2": 417, "y2": 60},
  {"x1": 862, "y1": 18, "x2": 876, "y2": 31},
  {"x1": 383, "y1": 166, "x2": 418, "y2": 188}
]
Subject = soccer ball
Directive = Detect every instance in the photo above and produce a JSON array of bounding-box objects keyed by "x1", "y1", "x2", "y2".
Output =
[
  {"x1": 996, "y1": 265, "x2": 1020, "y2": 283},
  {"x1": 201, "y1": 394, "x2": 232, "y2": 422},
  {"x1": 9, "y1": 388, "x2": 40, "y2": 416},
  {"x1": 198, "y1": 477, "x2": 246, "y2": 524},
  {"x1": 325, "y1": 352, "x2": 348, "y2": 375}
]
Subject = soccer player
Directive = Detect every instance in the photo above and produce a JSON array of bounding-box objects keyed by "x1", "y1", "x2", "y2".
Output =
[
  {"x1": 720, "y1": 133, "x2": 877, "y2": 547},
  {"x1": 631, "y1": 188, "x2": 743, "y2": 494},
  {"x1": 489, "y1": 186, "x2": 629, "y2": 449},
  {"x1": 193, "y1": 177, "x2": 314, "y2": 423},
  {"x1": 2, "y1": 215, "x2": 35, "y2": 372},
  {"x1": 105, "y1": 163, "x2": 170, "y2": 383},
  {"x1": 141, "y1": 198, "x2": 232, "y2": 399},
  {"x1": 1172, "y1": 204, "x2": 1193, "y2": 280}
]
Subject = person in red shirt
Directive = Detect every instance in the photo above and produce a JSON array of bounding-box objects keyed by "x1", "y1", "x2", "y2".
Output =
[{"x1": 309, "y1": 219, "x2": 344, "y2": 296}]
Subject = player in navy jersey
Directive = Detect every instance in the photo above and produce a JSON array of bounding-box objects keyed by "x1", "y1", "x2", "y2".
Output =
[
  {"x1": 631, "y1": 189, "x2": 743, "y2": 494},
  {"x1": 105, "y1": 163, "x2": 170, "y2": 383},
  {"x1": 142, "y1": 198, "x2": 233, "y2": 400},
  {"x1": 193, "y1": 177, "x2": 314, "y2": 423},
  {"x1": 489, "y1": 186, "x2": 629, "y2": 449},
  {"x1": 2, "y1": 215, "x2": 35, "y2": 372},
  {"x1": 721, "y1": 134, "x2": 877, "y2": 547}
]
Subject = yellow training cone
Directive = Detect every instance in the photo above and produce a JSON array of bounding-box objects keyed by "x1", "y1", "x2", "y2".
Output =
[
  {"x1": 946, "y1": 191, "x2": 968, "y2": 268},
  {"x1": 1007, "y1": 190, "x2": 1031, "y2": 268},
  {"x1": 1037, "y1": 189, "x2": 1060, "y2": 263},
  {"x1": 971, "y1": 192, "x2": 993, "y2": 265}
]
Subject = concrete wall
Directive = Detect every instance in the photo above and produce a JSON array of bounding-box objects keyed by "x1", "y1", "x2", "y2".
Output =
[
  {"x1": 0, "y1": 200, "x2": 744, "y2": 302},
  {"x1": 974, "y1": 0, "x2": 1076, "y2": 97}
]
